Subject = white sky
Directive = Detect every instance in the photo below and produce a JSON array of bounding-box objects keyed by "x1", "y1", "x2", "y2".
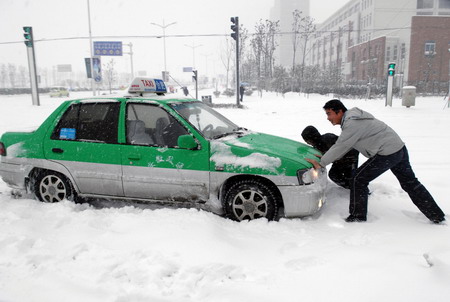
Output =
[{"x1": 0, "y1": 0, "x2": 349, "y2": 80}]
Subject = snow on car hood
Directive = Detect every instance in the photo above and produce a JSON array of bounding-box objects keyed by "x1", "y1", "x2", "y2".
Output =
[
  {"x1": 210, "y1": 140, "x2": 281, "y2": 174},
  {"x1": 210, "y1": 132, "x2": 317, "y2": 175}
]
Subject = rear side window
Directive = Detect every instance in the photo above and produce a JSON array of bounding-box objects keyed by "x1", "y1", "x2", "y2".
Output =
[{"x1": 52, "y1": 102, "x2": 120, "y2": 143}]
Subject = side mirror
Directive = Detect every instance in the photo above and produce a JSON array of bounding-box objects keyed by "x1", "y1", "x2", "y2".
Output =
[{"x1": 178, "y1": 135, "x2": 198, "y2": 150}]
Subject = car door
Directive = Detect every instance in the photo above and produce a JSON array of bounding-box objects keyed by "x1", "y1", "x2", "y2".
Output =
[
  {"x1": 121, "y1": 102, "x2": 210, "y2": 202},
  {"x1": 44, "y1": 101, "x2": 124, "y2": 196}
]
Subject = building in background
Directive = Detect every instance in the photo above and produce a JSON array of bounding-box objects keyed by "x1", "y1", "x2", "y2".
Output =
[
  {"x1": 408, "y1": 15, "x2": 450, "y2": 92},
  {"x1": 307, "y1": 0, "x2": 450, "y2": 92},
  {"x1": 271, "y1": 0, "x2": 310, "y2": 68}
]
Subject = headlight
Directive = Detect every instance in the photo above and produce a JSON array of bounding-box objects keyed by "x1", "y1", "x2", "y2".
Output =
[{"x1": 297, "y1": 168, "x2": 319, "y2": 185}]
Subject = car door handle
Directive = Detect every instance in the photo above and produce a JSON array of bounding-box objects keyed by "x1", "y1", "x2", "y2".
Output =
[
  {"x1": 52, "y1": 148, "x2": 64, "y2": 154},
  {"x1": 128, "y1": 154, "x2": 141, "y2": 160}
]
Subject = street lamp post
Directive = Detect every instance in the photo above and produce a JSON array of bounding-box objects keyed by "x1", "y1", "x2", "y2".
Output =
[
  {"x1": 124, "y1": 42, "x2": 134, "y2": 79},
  {"x1": 184, "y1": 42, "x2": 203, "y2": 69},
  {"x1": 87, "y1": 0, "x2": 96, "y2": 96},
  {"x1": 150, "y1": 19, "x2": 176, "y2": 76},
  {"x1": 201, "y1": 53, "x2": 211, "y2": 77},
  {"x1": 448, "y1": 47, "x2": 450, "y2": 108}
]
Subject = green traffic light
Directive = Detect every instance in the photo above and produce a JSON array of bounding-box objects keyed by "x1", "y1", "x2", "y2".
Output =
[{"x1": 23, "y1": 26, "x2": 33, "y2": 47}]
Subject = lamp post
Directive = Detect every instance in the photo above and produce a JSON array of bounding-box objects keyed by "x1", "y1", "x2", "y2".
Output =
[
  {"x1": 150, "y1": 19, "x2": 176, "y2": 75},
  {"x1": 124, "y1": 42, "x2": 134, "y2": 79},
  {"x1": 201, "y1": 53, "x2": 211, "y2": 77},
  {"x1": 448, "y1": 47, "x2": 450, "y2": 108},
  {"x1": 87, "y1": 0, "x2": 96, "y2": 96},
  {"x1": 184, "y1": 42, "x2": 203, "y2": 69}
]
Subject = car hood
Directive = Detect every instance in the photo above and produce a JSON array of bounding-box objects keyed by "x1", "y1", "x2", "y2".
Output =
[{"x1": 210, "y1": 132, "x2": 320, "y2": 176}]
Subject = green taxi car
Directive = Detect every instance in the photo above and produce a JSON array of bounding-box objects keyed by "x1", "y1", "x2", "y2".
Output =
[{"x1": 0, "y1": 78, "x2": 327, "y2": 221}]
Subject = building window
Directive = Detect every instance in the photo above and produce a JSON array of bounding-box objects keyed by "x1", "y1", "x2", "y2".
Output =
[
  {"x1": 401, "y1": 43, "x2": 406, "y2": 59},
  {"x1": 393, "y1": 45, "x2": 398, "y2": 60},
  {"x1": 439, "y1": 0, "x2": 450, "y2": 8},
  {"x1": 386, "y1": 46, "x2": 391, "y2": 61},
  {"x1": 424, "y1": 41, "x2": 436, "y2": 56},
  {"x1": 417, "y1": 0, "x2": 434, "y2": 9}
]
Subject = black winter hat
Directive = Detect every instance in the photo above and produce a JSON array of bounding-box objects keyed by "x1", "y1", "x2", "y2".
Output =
[{"x1": 301, "y1": 125, "x2": 321, "y2": 143}]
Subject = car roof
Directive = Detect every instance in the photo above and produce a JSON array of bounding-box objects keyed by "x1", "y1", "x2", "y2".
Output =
[{"x1": 65, "y1": 96, "x2": 199, "y2": 106}]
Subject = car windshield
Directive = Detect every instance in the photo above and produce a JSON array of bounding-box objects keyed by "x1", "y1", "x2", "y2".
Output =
[{"x1": 170, "y1": 102, "x2": 242, "y2": 140}]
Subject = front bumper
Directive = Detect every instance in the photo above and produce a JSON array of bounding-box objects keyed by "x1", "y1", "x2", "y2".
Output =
[{"x1": 278, "y1": 169, "x2": 327, "y2": 217}]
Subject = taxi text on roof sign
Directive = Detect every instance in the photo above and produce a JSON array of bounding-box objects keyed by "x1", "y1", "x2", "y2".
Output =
[{"x1": 128, "y1": 77, "x2": 167, "y2": 94}]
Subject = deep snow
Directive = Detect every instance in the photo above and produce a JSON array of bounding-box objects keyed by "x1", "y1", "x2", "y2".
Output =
[{"x1": 1, "y1": 89, "x2": 449, "y2": 302}]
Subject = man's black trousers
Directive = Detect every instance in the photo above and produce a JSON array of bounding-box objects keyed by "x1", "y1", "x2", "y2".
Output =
[{"x1": 350, "y1": 146, "x2": 445, "y2": 222}]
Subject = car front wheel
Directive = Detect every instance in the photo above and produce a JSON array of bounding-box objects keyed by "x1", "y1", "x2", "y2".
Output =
[
  {"x1": 34, "y1": 171, "x2": 74, "y2": 203},
  {"x1": 224, "y1": 179, "x2": 278, "y2": 221}
]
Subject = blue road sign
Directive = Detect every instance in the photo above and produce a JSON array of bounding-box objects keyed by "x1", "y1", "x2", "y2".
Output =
[{"x1": 94, "y1": 41, "x2": 123, "y2": 56}]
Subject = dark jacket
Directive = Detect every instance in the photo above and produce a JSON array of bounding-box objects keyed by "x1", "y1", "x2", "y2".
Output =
[{"x1": 301, "y1": 125, "x2": 358, "y2": 167}]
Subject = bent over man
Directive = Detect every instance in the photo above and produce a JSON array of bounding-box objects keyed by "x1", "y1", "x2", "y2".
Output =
[
  {"x1": 306, "y1": 99, "x2": 446, "y2": 224},
  {"x1": 301, "y1": 125, "x2": 358, "y2": 189}
]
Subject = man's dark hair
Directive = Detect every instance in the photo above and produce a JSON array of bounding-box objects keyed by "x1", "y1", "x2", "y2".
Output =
[{"x1": 323, "y1": 99, "x2": 347, "y2": 114}]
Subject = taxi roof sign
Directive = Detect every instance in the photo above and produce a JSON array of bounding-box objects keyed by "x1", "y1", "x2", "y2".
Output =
[{"x1": 128, "y1": 77, "x2": 167, "y2": 94}]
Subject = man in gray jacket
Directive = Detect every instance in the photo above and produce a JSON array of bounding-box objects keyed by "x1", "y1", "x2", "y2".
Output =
[{"x1": 306, "y1": 99, "x2": 446, "y2": 224}]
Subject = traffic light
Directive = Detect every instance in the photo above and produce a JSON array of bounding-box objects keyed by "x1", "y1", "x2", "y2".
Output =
[
  {"x1": 23, "y1": 26, "x2": 33, "y2": 47},
  {"x1": 230, "y1": 17, "x2": 239, "y2": 41},
  {"x1": 388, "y1": 62, "x2": 396, "y2": 76},
  {"x1": 192, "y1": 70, "x2": 197, "y2": 82}
]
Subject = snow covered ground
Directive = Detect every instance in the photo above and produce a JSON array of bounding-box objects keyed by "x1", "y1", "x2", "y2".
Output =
[{"x1": 1, "y1": 89, "x2": 449, "y2": 302}]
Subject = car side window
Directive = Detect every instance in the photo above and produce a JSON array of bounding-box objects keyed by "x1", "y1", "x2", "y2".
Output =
[
  {"x1": 126, "y1": 103, "x2": 189, "y2": 148},
  {"x1": 51, "y1": 102, "x2": 120, "y2": 144}
]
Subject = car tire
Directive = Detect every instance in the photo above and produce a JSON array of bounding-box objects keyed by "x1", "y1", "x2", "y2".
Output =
[
  {"x1": 34, "y1": 171, "x2": 75, "y2": 203},
  {"x1": 223, "y1": 179, "x2": 278, "y2": 221}
]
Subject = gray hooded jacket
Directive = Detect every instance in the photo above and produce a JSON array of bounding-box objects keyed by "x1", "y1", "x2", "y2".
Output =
[{"x1": 320, "y1": 107, "x2": 404, "y2": 167}]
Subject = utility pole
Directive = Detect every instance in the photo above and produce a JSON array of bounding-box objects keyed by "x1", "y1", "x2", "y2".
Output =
[
  {"x1": 124, "y1": 42, "x2": 134, "y2": 79},
  {"x1": 231, "y1": 16, "x2": 240, "y2": 107},
  {"x1": 23, "y1": 26, "x2": 40, "y2": 106},
  {"x1": 87, "y1": 0, "x2": 96, "y2": 96},
  {"x1": 184, "y1": 42, "x2": 203, "y2": 69},
  {"x1": 150, "y1": 20, "x2": 176, "y2": 76}
]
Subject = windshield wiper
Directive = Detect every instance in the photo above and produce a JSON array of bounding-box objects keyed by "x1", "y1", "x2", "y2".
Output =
[{"x1": 212, "y1": 127, "x2": 248, "y2": 140}]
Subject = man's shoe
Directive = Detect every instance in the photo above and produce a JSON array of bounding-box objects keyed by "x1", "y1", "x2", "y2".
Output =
[
  {"x1": 431, "y1": 217, "x2": 446, "y2": 224},
  {"x1": 345, "y1": 215, "x2": 367, "y2": 223}
]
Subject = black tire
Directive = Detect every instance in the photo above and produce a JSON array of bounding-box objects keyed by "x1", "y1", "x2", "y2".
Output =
[
  {"x1": 34, "y1": 171, "x2": 75, "y2": 203},
  {"x1": 223, "y1": 179, "x2": 278, "y2": 221}
]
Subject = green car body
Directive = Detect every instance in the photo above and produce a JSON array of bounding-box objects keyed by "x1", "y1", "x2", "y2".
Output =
[{"x1": 0, "y1": 91, "x2": 327, "y2": 221}]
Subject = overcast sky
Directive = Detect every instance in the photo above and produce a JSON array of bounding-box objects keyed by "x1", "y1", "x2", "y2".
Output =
[{"x1": 0, "y1": 0, "x2": 349, "y2": 81}]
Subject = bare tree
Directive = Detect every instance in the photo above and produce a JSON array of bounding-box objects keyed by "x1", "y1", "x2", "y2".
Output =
[
  {"x1": 103, "y1": 59, "x2": 116, "y2": 94},
  {"x1": 1, "y1": 64, "x2": 7, "y2": 88},
  {"x1": 298, "y1": 15, "x2": 316, "y2": 92},
  {"x1": 251, "y1": 19, "x2": 280, "y2": 93},
  {"x1": 8, "y1": 64, "x2": 17, "y2": 88},
  {"x1": 291, "y1": 9, "x2": 303, "y2": 89},
  {"x1": 220, "y1": 38, "x2": 233, "y2": 89},
  {"x1": 18, "y1": 66, "x2": 27, "y2": 87}
]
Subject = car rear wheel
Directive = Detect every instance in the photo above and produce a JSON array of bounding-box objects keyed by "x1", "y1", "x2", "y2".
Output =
[
  {"x1": 224, "y1": 179, "x2": 278, "y2": 221},
  {"x1": 34, "y1": 171, "x2": 74, "y2": 203}
]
